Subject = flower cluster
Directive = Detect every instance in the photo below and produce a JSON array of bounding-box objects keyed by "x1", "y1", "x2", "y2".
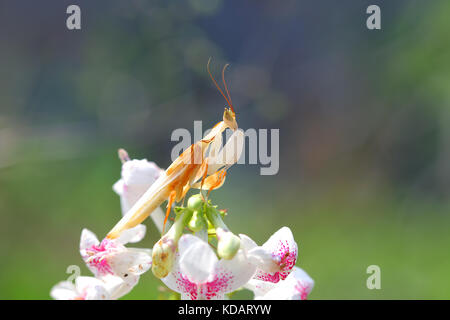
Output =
[
  {"x1": 51, "y1": 151, "x2": 157, "y2": 300},
  {"x1": 50, "y1": 149, "x2": 314, "y2": 300}
]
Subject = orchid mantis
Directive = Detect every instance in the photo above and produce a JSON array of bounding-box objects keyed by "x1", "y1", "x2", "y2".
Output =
[{"x1": 107, "y1": 61, "x2": 244, "y2": 240}]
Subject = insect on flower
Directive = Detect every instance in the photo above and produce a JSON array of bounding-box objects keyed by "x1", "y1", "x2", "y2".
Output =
[{"x1": 107, "y1": 60, "x2": 244, "y2": 239}]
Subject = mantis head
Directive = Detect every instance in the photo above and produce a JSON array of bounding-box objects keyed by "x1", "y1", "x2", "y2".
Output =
[
  {"x1": 208, "y1": 58, "x2": 238, "y2": 131},
  {"x1": 223, "y1": 107, "x2": 237, "y2": 131}
]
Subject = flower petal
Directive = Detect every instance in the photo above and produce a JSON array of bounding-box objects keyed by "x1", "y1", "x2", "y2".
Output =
[
  {"x1": 247, "y1": 247, "x2": 280, "y2": 273},
  {"x1": 80, "y1": 228, "x2": 100, "y2": 251},
  {"x1": 253, "y1": 267, "x2": 314, "y2": 300},
  {"x1": 177, "y1": 233, "x2": 203, "y2": 253},
  {"x1": 121, "y1": 159, "x2": 161, "y2": 187},
  {"x1": 244, "y1": 278, "x2": 276, "y2": 297},
  {"x1": 101, "y1": 274, "x2": 136, "y2": 300},
  {"x1": 253, "y1": 227, "x2": 298, "y2": 283},
  {"x1": 112, "y1": 179, "x2": 125, "y2": 196},
  {"x1": 194, "y1": 228, "x2": 209, "y2": 243},
  {"x1": 150, "y1": 207, "x2": 166, "y2": 234},
  {"x1": 116, "y1": 224, "x2": 147, "y2": 244},
  {"x1": 161, "y1": 252, "x2": 200, "y2": 300},
  {"x1": 75, "y1": 276, "x2": 110, "y2": 300},
  {"x1": 50, "y1": 281, "x2": 78, "y2": 300},
  {"x1": 108, "y1": 249, "x2": 152, "y2": 277},
  {"x1": 179, "y1": 235, "x2": 217, "y2": 284},
  {"x1": 115, "y1": 159, "x2": 162, "y2": 214},
  {"x1": 289, "y1": 267, "x2": 314, "y2": 300},
  {"x1": 113, "y1": 158, "x2": 165, "y2": 233},
  {"x1": 239, "y1": 234, "x2": 258, "y2": 252},
  {"x1": 207, "y1": 248, "x2": 257, "y2": 297},
  {"x1": 162, "y1": 235, "x2": 257, "y2": 300}
]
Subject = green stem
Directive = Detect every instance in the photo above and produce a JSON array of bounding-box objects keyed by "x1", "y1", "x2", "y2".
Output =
[
  {"x1": 167, "y1": 209, "x2": 193, "y2": 242},
  {"x1": 205, "y1": 206, "x2": 229, "y2": 231}
]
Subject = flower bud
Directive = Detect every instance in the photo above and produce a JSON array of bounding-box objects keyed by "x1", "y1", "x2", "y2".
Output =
[
  {"x1": 216, "y1": 227, "x2": 241, "y2": 260},
  {"x1": 188, "y1": 210, "x2": 206, "y2": 232},
  {"x1": 187, "y1": 194, "x2": 204, "y2": 212},
  {"x1": 151, "y1": 235, "x2": 176, "y2": 279},
  {"x1": 151, "y1": 208, "x2": 193, "y2": 278}
]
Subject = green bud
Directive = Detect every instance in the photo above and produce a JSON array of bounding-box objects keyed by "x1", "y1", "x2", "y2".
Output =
[
  {"x1": 187, "y1": 194, "x2": 204, "y2": 211},
  {"x1": 188, "y1": 210, "x2": 206, "y2": 232},
  {"x1": 151, "y1": 235, "x2": 176, "y2": 279},
  {"x1": 216, "y1": 227, "x2": 241, "y2": 260},
  {"x1": 152, "y1": 208, "x2": 193, "y2": 278}
]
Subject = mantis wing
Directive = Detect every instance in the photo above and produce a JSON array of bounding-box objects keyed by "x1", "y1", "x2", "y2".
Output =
[{"x1": 206, "y1": 129, "x2": 244, "y2": 174}]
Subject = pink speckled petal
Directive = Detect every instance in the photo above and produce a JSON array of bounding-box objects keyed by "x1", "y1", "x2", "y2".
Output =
[
  {"x1": 80, "y1": 228, "x2": 100, "y2": 251},
  {"x1": 161, "y1": 253, "x2": 201, "y2": 300},
  {"x1": 253, "y1": 227, "x2": 298, "y2": 283},
  {"x1": 164, "y1": 248, "x2": 255, "y2": 300},
  {"x1": 161, "y1": 237, "x2": 208, "y2": 300},
  {"x1": 81, "y1": 237, "x2": 119, "y2": 276},
  {"x1": 204, "y1": 248, "x2": 257, "y2": 298},
  {"x1": 289, "y1": 267, "x2": 314, "y2": 300},
  {"x1": 254, "y1": 267, "x2": 314, "y2": 300},
  {"x1": 162, "y1": 235, "x2": 258, "y2": 300}
]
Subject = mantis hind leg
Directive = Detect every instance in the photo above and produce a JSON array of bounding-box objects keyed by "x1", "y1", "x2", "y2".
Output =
[
  {"x1": 207, "y1": 170, "x2": 227, "y2": 197},
  {"x1": 163, "y1": 190, "x2": 177, "y2": 234}
]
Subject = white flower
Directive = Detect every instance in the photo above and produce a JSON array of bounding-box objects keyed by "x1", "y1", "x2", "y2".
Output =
[
  {"x1": 161, "y1": 234, "x2": 257, "y2": 300},
  {"x1": 113, "y1": 158, "x2": 163, "y2": 214},
  {"x1": 79, "y1": 226, "x2": 151, "y2": 296},
  {"x1": 243, "y1": 227, "x2": 298, "y2": 283},
  {"x1": 246, "y1": 267, "x2": 314, "y2": 300},
  {"x1": 113, "y1": 154, "x2": 166, "y2": 234},
  {"x1": 50, "y1": 275, "x2": 124, "y2": 300}
]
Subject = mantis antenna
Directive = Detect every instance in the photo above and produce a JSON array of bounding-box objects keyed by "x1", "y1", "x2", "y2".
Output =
[{"x1": 207, "y1": 58, "x2": 235, "y2": 113}]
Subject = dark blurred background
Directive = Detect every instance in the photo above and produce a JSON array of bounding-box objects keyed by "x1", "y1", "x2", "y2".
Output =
[{"x1": 1, "y1": 0, "x2": 450, "y2": 299}]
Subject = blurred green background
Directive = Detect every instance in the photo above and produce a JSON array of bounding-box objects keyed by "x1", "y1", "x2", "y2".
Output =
[{"x1": 1, "y1": 0, "x2": 450, "y2": 299}]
